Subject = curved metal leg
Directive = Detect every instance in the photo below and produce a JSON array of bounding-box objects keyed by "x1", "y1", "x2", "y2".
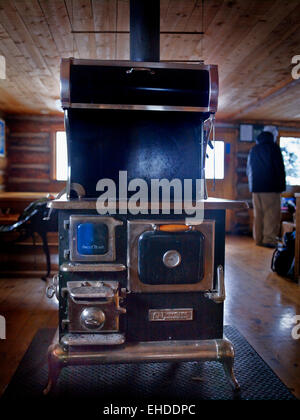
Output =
[
  {"x1": 43, "y1": 344, "x2": 63, "y2": 395},
  {"x1": 222, "y1": 357, "x2": 240, "y2": 391},
  {"x1": 218, "y1": 338, "x2": 240, "y2": 391}
]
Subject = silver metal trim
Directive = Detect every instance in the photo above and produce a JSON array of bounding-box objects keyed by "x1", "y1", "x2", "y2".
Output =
[
  {"x1": 49, "y1": 197, "x2": 249, "y2": 210},
  {"x1": 60, "y1": 333, "x2": 125, "y2": 347},
  {"x1": 71, "y1": 58, "x2": 216, "y2": 71},
  {"x1": 63, "y1": 103, "x2": 211, "y2": 113},
  {"x1": 61, "y1": 263, "x2": 126, "y2": 272},
  {"x1": 209, "y1": 65, "x2": 219, "y2": 113},
  {"x1": 60, "y1": 58, "x2": 72, "y2": 107}
]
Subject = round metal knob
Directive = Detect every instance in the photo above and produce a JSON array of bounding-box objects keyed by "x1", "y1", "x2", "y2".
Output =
[
  {"x1": 163, "y1": 250, "x2": 181, "y2": 268},
  {"x1": 80, "y1": 307, "x2": 106, "y2": 330}
]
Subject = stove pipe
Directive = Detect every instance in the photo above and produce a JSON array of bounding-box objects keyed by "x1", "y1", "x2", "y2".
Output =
[{"x1": 130, "y1": 0, "x2": 160, "y2": 62}]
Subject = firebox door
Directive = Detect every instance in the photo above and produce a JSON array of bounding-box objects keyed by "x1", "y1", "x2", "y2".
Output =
[
  {"x1": 127, "y1": 220, "x2": 215, "y2": 293},
  {"x1": 138, "y1": 229, "x2": 205, "y2": 285}
]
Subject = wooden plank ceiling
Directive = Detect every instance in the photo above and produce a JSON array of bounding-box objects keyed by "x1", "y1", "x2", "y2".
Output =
[{"x1": 0, "y1": 0, "x2": 299, "y2": 122}]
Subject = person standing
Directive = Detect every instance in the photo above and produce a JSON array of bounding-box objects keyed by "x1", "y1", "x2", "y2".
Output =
[{"x1": 247, "y1": 126, "x2": 286, "y2": 248}]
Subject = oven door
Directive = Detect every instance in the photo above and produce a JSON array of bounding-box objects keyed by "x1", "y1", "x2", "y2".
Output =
[
  {"x1": 69, "y1": 215, "x2": 122, "y2": 262},
  {"x1": 127, "y1": 220, "x2": 214, "y2": 292}
]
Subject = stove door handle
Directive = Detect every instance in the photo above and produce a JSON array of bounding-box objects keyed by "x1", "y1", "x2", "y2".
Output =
[{"x1": 126, "y1": 67, "x2": 155, "y2": 75}]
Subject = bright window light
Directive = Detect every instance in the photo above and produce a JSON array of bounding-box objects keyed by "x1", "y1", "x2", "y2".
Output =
[
  {"x1": 205, "y1": 141, "x2": 224, "y2": 179},
  {"x1": 56, "y1": 131, "x2": 68, "y2": 181},
  {"x1": 280, "y1": 136, "x2": 300, "y2": 186},
  {"x1": 0, "y1": 55, "x2": 6, "y2": 79}
]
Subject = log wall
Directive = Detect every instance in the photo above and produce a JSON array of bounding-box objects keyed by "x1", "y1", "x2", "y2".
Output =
[{"x1": 5, "y1": 114, "x2": 65, "y2": 193}]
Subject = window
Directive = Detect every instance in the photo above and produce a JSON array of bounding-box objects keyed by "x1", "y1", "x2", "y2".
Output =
[
  {"x1": 205, "y1": 141, "x2": 224, "y2": 179},
  {"x1": 55, "y1": 131, "x2": 68, "y2": 181},
  {"x1": 53, "y1": 132, "x2": 225, "y2": 182},
  {"x1": 280, "y1": 136, "x2": 300, "y2": 186}
]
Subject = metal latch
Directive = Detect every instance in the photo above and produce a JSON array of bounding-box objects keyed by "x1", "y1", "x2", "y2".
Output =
[
  {"x1": 46, "y1": 273, "x2": 59, "y2": 300},
  {"x1": 204, "y1": 265, "x2": 225, "y2": 303},
  {"x1": 64, "y1": 249, "x2": 70, "y2": 260}
]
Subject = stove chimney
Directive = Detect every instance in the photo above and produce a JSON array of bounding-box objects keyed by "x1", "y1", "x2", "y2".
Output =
[{"x1": 130, "y1": 0, "x2": 160, "y2": 62}]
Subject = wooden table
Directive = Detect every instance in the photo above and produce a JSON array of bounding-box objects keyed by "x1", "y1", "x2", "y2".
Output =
[
  {"x1": 0, "y1": 192, "x2": 55, "y2": 214},
  {"x1": 0, "y1": 192, "x2": 58, "y2": 279},
  {"x1": 0, "y1": 213, "x2": 20, "y2": 225}
]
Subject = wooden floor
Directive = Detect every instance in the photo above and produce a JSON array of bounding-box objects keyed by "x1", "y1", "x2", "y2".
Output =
[
  {"x1": 224, "y1": 236, "x2": 300, "y2": 398},
  {"x1": 0, "y1": 235, "x2": 299, "y2": 398}
]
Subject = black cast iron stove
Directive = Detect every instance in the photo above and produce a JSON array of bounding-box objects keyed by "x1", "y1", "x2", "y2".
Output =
[{"x1": 44, "y1": 0, "x2": 246, "y2": 394}]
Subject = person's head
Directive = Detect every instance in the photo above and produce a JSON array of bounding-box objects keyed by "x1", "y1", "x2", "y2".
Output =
[
  {"x1": 256, "y1": 131, "x2": 274, "y2": 144},
  {"x1": 263, "y1": 125, "x2": 278, "y2": 142}
]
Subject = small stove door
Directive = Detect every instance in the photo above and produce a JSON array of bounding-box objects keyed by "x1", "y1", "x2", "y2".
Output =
[{"x1": 68, "y1": 215, "x2": 122, "y2": 262}]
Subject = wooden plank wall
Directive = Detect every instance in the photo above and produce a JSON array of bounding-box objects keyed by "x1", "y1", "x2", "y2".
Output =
[
  {"x1": 206, "y1": 125, "x2": 238, "y2": 232},
  {"x1": 0, "y1": 114, "x2": 62, "y2": 277},
  {"x1": 0, "y1": 111, "x2": 6, "y2": 192},
  {"x1": 5, "y1": 115, "x2": 65, "y2": 193},
  {"x1": 0, "y1": 155, "x2": 5, "y2": 192}
]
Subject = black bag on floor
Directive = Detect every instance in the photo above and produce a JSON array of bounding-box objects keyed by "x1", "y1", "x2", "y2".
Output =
[{"x1": 271, "y1": 231, "x2": 295, "y2": 278}]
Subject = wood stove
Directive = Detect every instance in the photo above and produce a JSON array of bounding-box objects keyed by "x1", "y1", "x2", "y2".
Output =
[{"x1": 44, "y1": 0, "x2": 246, "y2": 394}]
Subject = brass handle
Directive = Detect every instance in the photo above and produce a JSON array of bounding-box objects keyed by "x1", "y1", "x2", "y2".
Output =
[
  {"x1": 154, "y1": 224, "x2": 193, "y2": 232},
  {"x1": 126, "y1": 67, "x2": 155, "y2": 75}
]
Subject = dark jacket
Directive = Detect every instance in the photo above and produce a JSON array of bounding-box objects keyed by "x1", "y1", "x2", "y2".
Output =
[{"x1": 247, "y1": 132, "x2": 286, "y2": 193}]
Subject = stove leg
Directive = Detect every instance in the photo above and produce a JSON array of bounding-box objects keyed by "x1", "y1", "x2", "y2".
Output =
[
  {"x1": 43, "y1": 344, "x2": 63, "y2": 395},
  {"x1": 221, "y1": 357, "x2": 240, "y2": 391},
  {"x1": 42, "y1": 338, "x2": 240, "y2": 394},
  {"x1": 219, "y1": 339, "x2": 240, "y2": 391}
]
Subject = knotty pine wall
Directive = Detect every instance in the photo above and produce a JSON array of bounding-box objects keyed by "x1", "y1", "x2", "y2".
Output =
[{"x1": 5, "y1": 114, "x2": 65, "y2": 193}]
